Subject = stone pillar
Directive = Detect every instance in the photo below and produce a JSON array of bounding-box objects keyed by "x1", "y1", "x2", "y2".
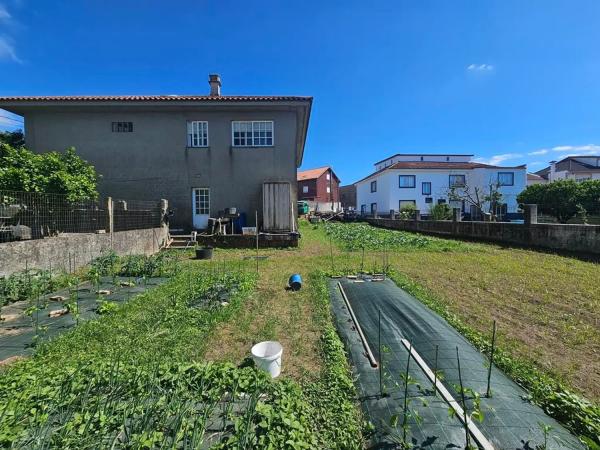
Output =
[
  {"x1": 452, "y1": 208, "x2": 462, "y2": 222},
  {"x1": 106, "y1": 197, "x2": 114, "y2": 249},
  {"x1": 524, "y1": 204, "x2": 538, "y2": 225},
  {"x1": 414, "y1": 210, "x2": 421, "y2": 221}
]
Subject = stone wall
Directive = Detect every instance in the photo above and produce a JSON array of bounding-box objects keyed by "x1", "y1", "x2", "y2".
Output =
[
  {"x1": 367, "y1": 218, "x2": 600, "y2": 255},
  {"x1": 0, "y1": 227, "x2": 169, "y2": 277}
]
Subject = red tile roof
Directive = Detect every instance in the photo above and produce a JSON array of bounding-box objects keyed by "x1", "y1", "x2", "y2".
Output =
[
  {"x1": 297, "y1": 166, "x2": 330, "y2": 181},
  {"x1": 355, "y1": 161, "x2": 526, "y2": 184},
  {"x1": 0, "y1": 95, "x2": 312, "y2": 103}
]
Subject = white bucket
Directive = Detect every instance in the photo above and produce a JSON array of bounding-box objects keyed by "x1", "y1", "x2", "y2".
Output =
[{"x1": 251, "y1": 341, "x2": 283, "y2": 378}]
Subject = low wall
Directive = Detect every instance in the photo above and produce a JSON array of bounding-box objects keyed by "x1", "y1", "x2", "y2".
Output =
[
  {"x1": 367, "y1": 218, "x2": 600, "y2": 255},
  {"x1": 0, "y1": 227, "x2": 169, "y2": 277},
  {"x1": 197, "y1": 233, "x2": 298, "y2": 249}
]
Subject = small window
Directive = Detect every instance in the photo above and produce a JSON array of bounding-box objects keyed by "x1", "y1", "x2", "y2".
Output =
[
  {"x1": 302, "y1": 185, "x2": 308, "y2": 194},
  {"x1": 326, "y1": 186, "x2": 331, "y2": 193},
  {"x1": 422, "y1": 182, "x2": 432, "y2": 195},
  {"x1": 187, "y1": 121, "x2": 209, "y2": 147},
  {"x1": 232, "y1": 121, "x2": 273, "y2": 147},
  {"x1": 112, "y1": 122, "x2": 133, "y2": 132},
  {"x1": 360, "y1": 204, "x2": 367, "y2": 215},
  {"x1": 420, "y1": 156, "x2": 424, "y2": 161},
  {"x1": 371, "y1": 203, "x2": 377, "y2": 214},
  {"x1": 449, "y1": 174, "x2": 466, "y2": 187},
  {"x1": 399, "y1": 200, "x2": 416, "y2": 210},
  {"x1": 446, "y1": 156, "x2": 450, "y2": 161},
  {"x1": 425, "y1": 197, "x2": 433, "y2": 204},
  {"x1": 498, "y1": 172, "x2": 514, "y2": 186},
  {"x1": 437, "y1": 199, "x2": 447, "y2": 204},
  {"x1": 326, "y1": 173, "x2": 330, "y2": 180},
  {"x1": 399, "y1": 175, "x2": 416, "y2": 188},
  {"x1": 370, "y1": 180, "x2": 377, "y2": 192}
]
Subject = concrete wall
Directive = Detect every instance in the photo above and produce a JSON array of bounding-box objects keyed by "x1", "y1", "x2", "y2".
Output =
[
  {"x1": 367, "y1": 217, "x2": 600, "y2": 255},
  {"x1": 20, "y1": 105, "x2": 304, "y2": 230},
  {"x1": 0, "y1": 226, "x2": 168, "y2": 277}
]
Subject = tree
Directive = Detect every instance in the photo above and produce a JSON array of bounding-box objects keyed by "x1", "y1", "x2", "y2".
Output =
[
  {"x1": 0, "y1": 130, "x2": 25, "y2": 148},
  {"x1": 448, "y1": 179, "x2": 503, "y2": 220},
  {"x1": 517, "y1": 179, "x2": 600, "y2": 223},
  {"x1": 0, "y1": 144, "x2": 99, "y2": 200}
]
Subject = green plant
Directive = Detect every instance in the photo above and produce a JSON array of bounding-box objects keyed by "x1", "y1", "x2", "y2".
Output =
[
  {"x1": 399, "y1": 203, "x2": 418, "y2": 220},
  {"x1": 429, "y1": 203, "x2": 452, "y2": 220}
]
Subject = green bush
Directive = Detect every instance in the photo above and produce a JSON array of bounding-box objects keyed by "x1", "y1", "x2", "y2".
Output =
[
  {"x1": 517, "y1": 179, "x2": 600, "y2": 223},
  {"x1": 429, "y1": 203, "x2": 452, "y2": 220}
]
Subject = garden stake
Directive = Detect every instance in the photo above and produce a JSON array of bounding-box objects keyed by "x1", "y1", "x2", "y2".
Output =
[
  {"x1": 402, "y1": 340, "x2": 413, "y2": 445},
  {"x1": 378, "y1": 309, "x2": 383, "y2": 397},
  {"x1": 456, "y1": 346, "x2": 470, "y2": 449},
  {"x1": 255, "y1": 210, "x2": 259, "y2": 274},
  {"x1": 361, "y1": 246, "x2": 365, "y2": 273},
  {"x1": 486, "y1": 320, "x2": 497, "y2": 398}
]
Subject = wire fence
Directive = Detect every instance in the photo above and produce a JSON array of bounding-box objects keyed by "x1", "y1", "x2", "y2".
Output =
[{"x1": 0, "y1": 191, "x2": 164, "y2": 244}]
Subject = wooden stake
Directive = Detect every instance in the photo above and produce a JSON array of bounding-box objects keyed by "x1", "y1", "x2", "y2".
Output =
[
  {"x1": 378, "y1": 309, "x2": 383, "y2": 397},
  {"x1": 402, "y1": 341, "x2": 413, "y2": 445},
  {"x1": 255, "y1": 210, "x2": 259, "y2": 273},
  {"x1": 486, "y1": 320, "x2": 497, "y2": 398},
  {"x1": 433, "y1": 344, "x2": 439, "y2": 392}
]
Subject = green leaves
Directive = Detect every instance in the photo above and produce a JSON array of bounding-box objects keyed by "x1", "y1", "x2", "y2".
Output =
[{"x1": 0, "y1": 144, "x2": 98, "y2": 201}]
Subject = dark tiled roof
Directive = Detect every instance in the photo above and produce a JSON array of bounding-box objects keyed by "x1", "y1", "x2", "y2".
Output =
[
  {"x1": 0, "y1": 95, "x2": 312, "y2": 103},
  {"x1": 354, "y1": 161, "x2": 526, "y2": 184},
  {"x1": 535, "y1": 156, "x2": 600, "y2": 177},
  {"x1": 374, "y1": 153, "x2": 474, "y2": 165}
]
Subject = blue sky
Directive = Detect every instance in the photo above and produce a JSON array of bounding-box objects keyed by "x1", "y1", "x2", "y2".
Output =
[{"x1": 1, "y1": 0, "x2": 600, "y2": 183}]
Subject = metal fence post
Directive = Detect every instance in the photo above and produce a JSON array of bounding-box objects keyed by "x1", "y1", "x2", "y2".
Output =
[{"x1": 107, "y1": 197, "x2": 114, "y2": 249}]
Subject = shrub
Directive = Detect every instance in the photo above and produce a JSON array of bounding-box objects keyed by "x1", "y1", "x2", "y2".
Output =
[{"x1": 429, "y1": 203, "x2": 452, "y2": 220}]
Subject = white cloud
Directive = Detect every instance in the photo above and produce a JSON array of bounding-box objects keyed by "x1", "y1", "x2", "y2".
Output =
[
  {"x1": 0, "y1": 4, "x2": 10, "y2": 21},
  {"x1": 0, "y1": 35, "x2": 20, "y2": 63},
  {"x1": 550, "y1": 144, "x2": 600, "y2": 155},
  {"x1": 474, "y1": 153, "x2": 522, "y2": 165},
  {"x1": 528, "y1": 149, "x2": 549, "y2": 156},
  {"x1": 467, "y1": 63, "x2": 494, "y2": 72},
  {"x1": 528, "y1": 161, "x2": 545, "y2": 167}
]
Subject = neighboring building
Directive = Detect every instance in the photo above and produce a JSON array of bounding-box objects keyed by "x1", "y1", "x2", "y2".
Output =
[
  {"x1": 527, "y1": 173, "x2": 548, "y2": 185},
  {"x1": 340, "y1": 184, "x2": 357, "y2": 210},
  {"x1": 297, "y1": 166, "x2": 341, "y2": 212},
  {"x1": 0, "y1": 75, "x2": 312, "y2": 231},
  {"x1": 355, "y1": 153, "x2": 527, "y2": 219},
  {"x1": 535, "y1": 156, "x2": 600, "y2": 182}
]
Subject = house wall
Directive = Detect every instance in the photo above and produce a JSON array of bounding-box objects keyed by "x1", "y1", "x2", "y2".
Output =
[
  {"x1": 368, "y1": 218, "x2": 600, "y2": 255},
  {"x1": 23, "y1": 106, "x2": 301, "y2": 230},
  {"x1": 356, "y1": 168, "x2": 526, "y2": 215},
  {"x1": 298, "y1": 169, "x2": 340, "y2": 203},
  {"x1": 340, "y1": 184, "x2": 356, "y2": 209}
]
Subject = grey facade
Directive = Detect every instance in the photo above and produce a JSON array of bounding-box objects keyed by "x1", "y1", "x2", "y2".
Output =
[{"x1": 0, "y1": 83, "x2": 312, "y2": 231}]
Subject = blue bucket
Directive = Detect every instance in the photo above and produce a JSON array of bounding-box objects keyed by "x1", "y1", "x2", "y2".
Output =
[{"x1": 288, "y1": 274, "x2": 302, "y2": 291}]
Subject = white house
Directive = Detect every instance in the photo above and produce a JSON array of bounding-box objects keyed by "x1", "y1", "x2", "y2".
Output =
[
  {"x1": 535, "y1": 156, "x2": 600, "y2": 182},
  {"x1": 355, "y1": 153, "x2": 527, "y2": 219}
]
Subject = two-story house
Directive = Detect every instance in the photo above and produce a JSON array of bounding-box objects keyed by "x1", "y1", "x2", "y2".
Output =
[
  {"x1": 535, "y1": 156, "x2": 600, "y2": 182},
  {"x1": 355, "y1": 153, "x2": 526, "y2": 219},
  {"x1": 297, "y1": 166, "x2": 341, "y2": 212},
  {"x1": 0, "y1": 75, "x2": 312, "y2": 231}
]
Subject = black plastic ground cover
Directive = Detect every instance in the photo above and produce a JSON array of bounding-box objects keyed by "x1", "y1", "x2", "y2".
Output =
[
  {"x1": 0, "y1": 276, "x2": 168, "y2": 361},
  {"x1": 329, "y1": 277, "x2": 584, "y2": 450}
]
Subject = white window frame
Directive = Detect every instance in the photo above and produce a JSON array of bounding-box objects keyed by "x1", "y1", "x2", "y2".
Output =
[
  {"x1": 326, "y1": 186, "x2": 331, "y2": 193},
  {"x1": 326, "y1": 173, "x2": 330, "y2": 180},
  {"x1": 231, "y1": 120, "x2": 274, "y2": 147},
  {"x1": 187, "y1": 121, "x2": 209, "y2": 147},
  {"x1": 302, "y1": 185, "x2": 308, "y2": 194}
]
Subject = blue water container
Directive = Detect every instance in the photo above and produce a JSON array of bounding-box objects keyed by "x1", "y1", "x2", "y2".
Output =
[{"x1": 288, "y1": 274, "x2": 302, "y2": 291}]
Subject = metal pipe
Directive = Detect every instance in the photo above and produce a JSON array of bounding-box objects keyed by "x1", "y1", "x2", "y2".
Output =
[{"x1": 337, "y1": 282, "x2": 378, "y2": 368}]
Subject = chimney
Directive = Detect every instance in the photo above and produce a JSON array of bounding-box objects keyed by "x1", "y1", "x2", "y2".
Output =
[
  {"x1": 549, "y1": 160, "x2": 556, "y2": 181},
  {"x1": 208, "y1": 74, "x2": 221, "y2": 97}
]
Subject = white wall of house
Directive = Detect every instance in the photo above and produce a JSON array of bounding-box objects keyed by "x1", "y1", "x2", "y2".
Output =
[{"x1": 356, "y1": 167, "x2": 526, "y2": 216}]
